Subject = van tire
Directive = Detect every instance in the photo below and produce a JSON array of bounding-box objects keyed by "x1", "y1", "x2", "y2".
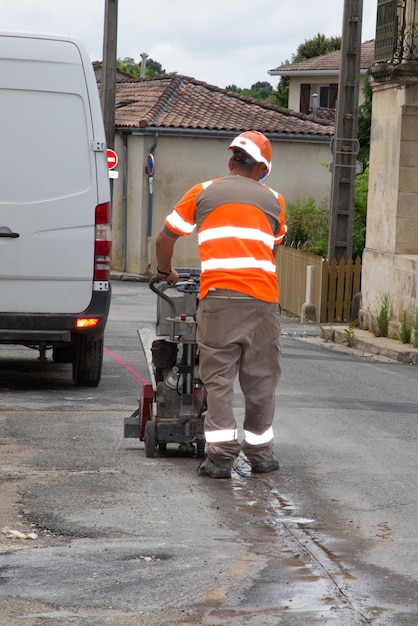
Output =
[{"x1": 72, "y1": 335, "x2": 103, "y2": 387}]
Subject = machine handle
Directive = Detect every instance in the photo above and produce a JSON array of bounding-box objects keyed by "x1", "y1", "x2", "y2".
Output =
[{"x1": 149, "y1": 276, "x2": 176, "y2": 319}]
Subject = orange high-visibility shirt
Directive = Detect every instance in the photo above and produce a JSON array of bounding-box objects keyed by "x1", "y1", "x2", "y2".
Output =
[{"x1": 165, "y1": 175, "x2": 286, "y2": 302}]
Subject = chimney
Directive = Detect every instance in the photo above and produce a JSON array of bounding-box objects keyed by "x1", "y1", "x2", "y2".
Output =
[{"x1": 140, "y1": 52, "x2": 149, "y2": 78}]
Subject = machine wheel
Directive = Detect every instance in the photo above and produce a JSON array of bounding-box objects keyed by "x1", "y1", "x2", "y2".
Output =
[{"x1": 144, "y1": 421, "x2": 157, "y2": 458}]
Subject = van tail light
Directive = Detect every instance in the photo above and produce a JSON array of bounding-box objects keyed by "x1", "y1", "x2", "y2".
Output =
[
  {"x1": 94, "y1": 202, "x2": 112, "y2": 281},
  {"x1": 76, "y1": 318, "x2": 100, "y2": 329}
]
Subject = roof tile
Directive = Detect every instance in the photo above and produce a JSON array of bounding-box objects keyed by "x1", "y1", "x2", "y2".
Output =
[
  {"x1": 111, "y1": 75, "x2": 334, "y2": 137},
  {"x1": 270, "y1": 40, "x2": 375, "y2": 74}
]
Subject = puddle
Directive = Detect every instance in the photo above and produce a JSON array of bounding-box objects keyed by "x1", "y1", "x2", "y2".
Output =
[{"x1": 206, "y1": 456, "x2": 375, "y2": 624}]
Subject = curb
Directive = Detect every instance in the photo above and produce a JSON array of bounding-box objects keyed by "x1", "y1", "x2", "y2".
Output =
[{"x1": 325, "y1": 326, "x2": 418, "y2": 365}]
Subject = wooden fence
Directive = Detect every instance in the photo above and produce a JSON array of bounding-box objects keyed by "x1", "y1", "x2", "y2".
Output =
[
  {"x1": 277, "y1": 247, "x2": 324, "y2": 320},
  {"x1": 276, "y1": 247, "x2": 362, "y2": 323}
]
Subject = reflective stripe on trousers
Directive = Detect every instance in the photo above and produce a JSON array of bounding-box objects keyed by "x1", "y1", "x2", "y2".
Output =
[
  {"x1": 205, "y1": 426, "x2": 274, "y2": 446},
  {"x1": 205, "y1": 428, "x2": 238, "y2": 443}
]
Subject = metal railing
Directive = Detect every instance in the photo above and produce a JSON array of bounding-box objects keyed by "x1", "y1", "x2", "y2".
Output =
[{"x1": 375, "y1": 0, "x2": 418, "y2": 63}]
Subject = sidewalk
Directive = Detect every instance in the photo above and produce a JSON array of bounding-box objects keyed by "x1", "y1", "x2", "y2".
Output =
[
  {"x1": 281, "y1": 313, "x2": 418, "y2": 365},
  {"x1": 321, "y1": 325, "x2": 418, "y2": 365},
  {"x1": 281, "y1": 315, "x2": 322, "y2": 338},
  {"x1": 291, "y1": 321, "x2": 418, "y2": 366}
]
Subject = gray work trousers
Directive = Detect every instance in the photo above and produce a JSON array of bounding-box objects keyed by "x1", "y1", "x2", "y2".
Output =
[{"x1": 196, "y1": 290, "x2": 281, "y2": 467}]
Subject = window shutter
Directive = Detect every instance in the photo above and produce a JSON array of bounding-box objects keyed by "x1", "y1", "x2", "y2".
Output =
[
  {"x1": 329, "y1": 84, "x2": 338, "y2": 109},
  {"x1": 300, "y1": 84, "x2": 311, "y2": 114}
]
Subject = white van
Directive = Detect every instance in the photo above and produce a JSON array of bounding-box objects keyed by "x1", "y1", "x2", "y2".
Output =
[{"x1": 0, "y1": 32, "x2": 112, "y2": 386}]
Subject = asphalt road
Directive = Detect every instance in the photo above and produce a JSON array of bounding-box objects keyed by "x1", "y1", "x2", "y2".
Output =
[{"x1": 0, "y1": 280, "x2": 417, "y2": 626}]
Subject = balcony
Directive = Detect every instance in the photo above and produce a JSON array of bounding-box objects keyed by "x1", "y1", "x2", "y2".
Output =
[{"x1": 375, "y1": 0, "x2": 418, "y2": 63}]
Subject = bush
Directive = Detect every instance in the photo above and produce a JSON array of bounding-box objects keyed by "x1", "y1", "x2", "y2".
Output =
[
  {"x1": 413, "y1": 309, "x2": 418, "y2": 349},
  {"x1": 284, "y1": 197, "x2": 329, "y2": 256},
  {"x1": 352, "y1": 166, "x2": 368, "y2": 260},
  {"x1": 284, "y1": 166, "x2": 368, "y2": 260},
  {"x1": 374, "y1": 293, "x2": 390, "y2": 337},
  {"x1": 400, "y1": 311, "x2": 412, "y2": 344}
]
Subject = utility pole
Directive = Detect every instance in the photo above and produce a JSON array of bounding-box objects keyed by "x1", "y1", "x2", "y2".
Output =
[
  {"x1": 328, "y1": 0, "x2": 363, "y2": 262},
  {"x1": 101, "y1": 0, "x2": 118, "y2": 150}
]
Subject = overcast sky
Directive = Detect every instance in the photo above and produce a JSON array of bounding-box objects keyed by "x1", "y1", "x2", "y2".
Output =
[{"x1": 2, "y1": 0, "x2": 378, "y2": 89}]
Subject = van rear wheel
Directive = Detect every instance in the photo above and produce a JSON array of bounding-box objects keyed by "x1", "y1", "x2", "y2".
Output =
[{"x1": 72, "y1": 335, "x2": 103, "y2": 387}]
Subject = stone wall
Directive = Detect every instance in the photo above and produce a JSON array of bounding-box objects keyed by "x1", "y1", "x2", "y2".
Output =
[{"x1": 361, "y1": 69, "x2": 418, "y2": 325}]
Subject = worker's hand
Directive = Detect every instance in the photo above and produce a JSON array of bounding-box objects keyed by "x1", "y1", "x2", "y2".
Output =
[
  {"x1": 156, "y1": 268, "x2": 179, "y2": 285},
  {"x1": 166, "y1": 268, "x2": 179, "y2": 285}
]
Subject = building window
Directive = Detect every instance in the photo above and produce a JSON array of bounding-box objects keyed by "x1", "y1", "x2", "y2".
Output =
[
  {"x1": 319, "y1": 85, "x2": 330, "y2": 108},
  {"x1": 300, "y1": 83, "x2": 338, "y2": 114},
  {"x1": 318, "y1": 84, "x2": 338, "y2": 108}
]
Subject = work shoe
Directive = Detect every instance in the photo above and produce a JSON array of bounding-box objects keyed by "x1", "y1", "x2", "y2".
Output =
[
  {"x1": 252, "y1": 453, "x2": 280, "y2": 474},
  {"x1": 197, "y1": 456, "x2": 231, "y2": 479}
]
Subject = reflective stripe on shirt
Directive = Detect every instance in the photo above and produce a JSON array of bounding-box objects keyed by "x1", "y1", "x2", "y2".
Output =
[
  {"x1": 275, "y1": 225, "x2": 287, "y2": 244},
  {"x1": 166, "y1": 210, "x2": 195, "y2": 234},
  {"x1": 201, "y1": 257, "x2": 276, "y2": 273},
  {"x1": 198, "y1": 225, "x2": 275, "y2": 249},
  {"x1": 244, "y1": 426, "x2": 274, "y2": 446}
]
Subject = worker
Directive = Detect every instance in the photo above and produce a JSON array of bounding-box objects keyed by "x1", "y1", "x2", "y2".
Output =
[{"x1": 155, "y1": 130, "x2": 286, "y2": 478}]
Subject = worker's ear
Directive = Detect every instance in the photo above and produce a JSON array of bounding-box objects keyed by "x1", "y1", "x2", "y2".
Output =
[
  {"x1": 228, "y1": 157, "x2": 234, "y2": 171},
  {"x1": 259, "y1": 163, "x2": 269, "y2": 181}
]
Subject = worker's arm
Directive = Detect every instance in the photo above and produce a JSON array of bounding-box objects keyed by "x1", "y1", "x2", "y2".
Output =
[
  {"x1": 273, "y1": 195, "x2": 287, "y2": 257},
  {"x1": 155, "y1": 227, "x2": 180, "y2": 284}
]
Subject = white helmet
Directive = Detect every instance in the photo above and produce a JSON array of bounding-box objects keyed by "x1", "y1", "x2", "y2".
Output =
[{"x1": 229, "y1": 130, "x2": 272, "y2": 178}]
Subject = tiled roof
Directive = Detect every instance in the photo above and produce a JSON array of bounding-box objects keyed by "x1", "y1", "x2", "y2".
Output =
[
  {"x1": 312, "y1": 107, "x2": 336, "y2": 122},
  {"x1": 269, "y1": 40, "x2": 375, "y2": 75},
  {"x1": 110, "y1": 74, "x2": 334, "y2": 137}
]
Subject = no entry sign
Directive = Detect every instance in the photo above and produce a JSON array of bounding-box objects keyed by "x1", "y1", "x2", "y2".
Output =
[{"x1": 107, "y1": 148, "x2": 118, "y2": 170}]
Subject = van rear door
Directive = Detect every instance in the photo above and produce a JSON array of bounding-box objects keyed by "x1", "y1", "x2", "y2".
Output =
[{"x1": 0, "y1": 34, "x2": 102, "y2": 314}]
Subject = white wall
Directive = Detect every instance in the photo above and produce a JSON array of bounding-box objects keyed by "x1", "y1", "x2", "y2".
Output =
[
  {"x1": 111, "y1": 133, "x2": 332, "y2": 275},
  {"x1": 288, "y1": 74, "x2": 368, "y2": 113}
]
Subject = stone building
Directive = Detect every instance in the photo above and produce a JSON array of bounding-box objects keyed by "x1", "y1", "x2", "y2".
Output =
[{"x1": 362, "y1": 0, "x2": 418, "y2": 324}]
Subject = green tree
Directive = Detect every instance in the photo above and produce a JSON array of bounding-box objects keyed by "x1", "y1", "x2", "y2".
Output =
[
  {"x1": 275, "y1": 75, "x2": 289, "y2": 108},
  {"x1": 117, "y1": 57, "x2": 140, "y2": 77},
  {"x1": 143, "y1": 58, "x2": 167, "y2": 77},
  {"x1": 352, "y1": 166, "x2": 368, "y2": 259},
  {"x1": 226, "y1": 81, "x2": 274, "y2": 102},
  {"x1": 117, "y1": 57, "x2": 167, "y2": 78},
  {"x1": 246, "y1": 81, "x2": 274, "y2": 100},
  {"x1": 357, "y1": 69, "x2": 372, "y2": 165},
  {"x1": 293, "y1": 33, "x2": 342, "y2": 62}
]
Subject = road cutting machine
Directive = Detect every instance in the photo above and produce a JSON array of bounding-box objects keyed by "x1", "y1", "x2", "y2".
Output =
[{"x1": 124, "y1": 269, "x2": 206, "y2": 458}]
